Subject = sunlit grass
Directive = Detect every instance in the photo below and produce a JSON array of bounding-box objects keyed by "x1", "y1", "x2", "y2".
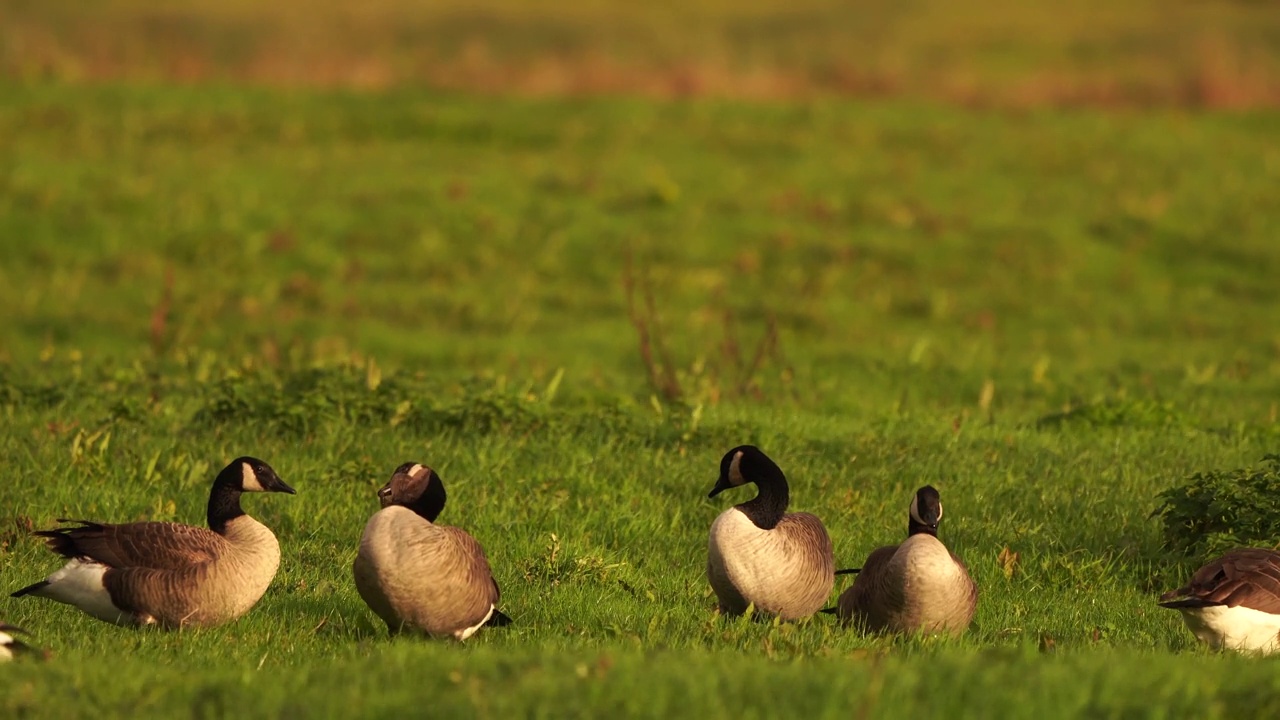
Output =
[{"x1": 0, "y1": 83, "x2": 1279, "y2": 716}]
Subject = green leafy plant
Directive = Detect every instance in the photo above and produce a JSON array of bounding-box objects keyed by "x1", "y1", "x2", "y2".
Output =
[{"x1": 1154, "y1": 454, "x2": 1280, "y2": 556}]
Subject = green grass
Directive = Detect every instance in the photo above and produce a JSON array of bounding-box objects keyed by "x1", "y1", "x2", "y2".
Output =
[{"x1": 1, "y1": 81, "x2": 1280, "y2": 717}]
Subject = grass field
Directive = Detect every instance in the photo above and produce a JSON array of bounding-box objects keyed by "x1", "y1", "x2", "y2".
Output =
[{"x1": 3, "y1": 1, "x2": 1280, "y2": 717}]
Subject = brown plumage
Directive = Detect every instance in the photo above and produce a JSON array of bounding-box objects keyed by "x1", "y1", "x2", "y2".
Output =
[
  {"x1": 10, "y1": 457, "x2": 295, "y2": 629},
  {"x1": 836, "y1": 486, "x2": 977, "y2": 636},
  {"x1": 1160, "y1": 549, "x2": 1280, "y2": 613},
  {"x1": 36, "y1": 520, "x2": 224, "y2": 570},
  {"x1": 706, "y1": 446, "x2": 835, "y2": 620},
  {"x1": 353, "y1": 462, "x2": 510, "y2": 640}
]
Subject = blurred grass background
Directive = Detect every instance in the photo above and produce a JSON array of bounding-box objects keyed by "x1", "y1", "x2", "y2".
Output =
[
  {"x1": 3, "y1": 3, "x2": 1280, "y2": 717},
  {"x1": 3, "y1": 0, "x2": 1279, "y2": 107}
]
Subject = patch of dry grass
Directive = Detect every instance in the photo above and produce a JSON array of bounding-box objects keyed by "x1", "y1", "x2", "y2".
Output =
[{"x1": 3, "y1": 0, "x2": 1279, "y2": 108}]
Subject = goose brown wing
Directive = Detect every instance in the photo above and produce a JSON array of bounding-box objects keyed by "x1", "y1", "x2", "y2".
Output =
[
  {"x1": 776, "y1": 512, "x2": 834, "y2": 570},
  {"x1": 838, "y1": 544, "x2": 900, "y2": 625},
  {"x1": 1163, "y1": 548, "x2": 1280, "y2": 614},
  {"x1": 437, "y1": 527, "x2": 501, "y2": 625},
  {"x1": 102, "y1": 565, "x2": 205, "y2": 627},
  {"x1": 36, "y1": 520, "x2": 226, "y2": 570},
  {"x1": 951, "y1": 551, "x2": 980, "y2": 608}
]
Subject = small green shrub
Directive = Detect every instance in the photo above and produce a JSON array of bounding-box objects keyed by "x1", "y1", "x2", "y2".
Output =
[{"x1": 1154, "y1": 454, "x2": 1280, "y2": 556}]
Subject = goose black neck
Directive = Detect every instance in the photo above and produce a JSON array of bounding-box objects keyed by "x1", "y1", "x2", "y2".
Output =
[
  {"x1": 739, "y1": 469, "x2": 789, "y2": 530},
  {"x1": 908, "y1": 519, "x2": 938, "y2": 538},
  {"x1": 408, "y1": 478, "x2": 447, "y2": 523},
  {"x1": 207, "y1": 479, "x2": 246, "y2": 534}
]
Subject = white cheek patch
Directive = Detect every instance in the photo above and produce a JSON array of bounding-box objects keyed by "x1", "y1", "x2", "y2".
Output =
[
  {"x1": 408, "y1": 464, "x2": 425, "y2": 479},
  {"x1": 728, "y1": 452, "x2": 744, "y2": 486},
  {"x1": 909, "y1": 495, "x2": 925, "y2": 525},
  {"x1": 241, "y1": 463, "x2": 265, "y2": 492}
]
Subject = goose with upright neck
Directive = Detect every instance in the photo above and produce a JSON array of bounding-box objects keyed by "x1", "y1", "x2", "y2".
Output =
[
  {"x1": 10, "y1": 457, "x2": 295, "y2": 628},
  {"x1": 353, "y1": 462, "x2": 511, "y2": 640},
  {"x1": 706, "y1": 445, "x2": 835, "y2": 620},
  {"x1": 836, "y1": 485, "x2": 977, "y2": 636}
]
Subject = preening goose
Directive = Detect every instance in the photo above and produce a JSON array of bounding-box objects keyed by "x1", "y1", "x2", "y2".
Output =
[
  {"x1": 706, "y1": 445, "x2": 834, "y2": 620},
  {"x1": 1159, "y1": 548, "x2": 1280, "y2": 654},
  {"x1": 10, "y1": 457, "x2": 295, "y2": 628},
  {"x1": 836, "y1": 485, "x2": 977, "y2": 636},
  {"x1": 0, "y1": 623, "x2": 44, "y2": 661},
  {"x1": 353, "y1": 462, "x2": 511, "y2": 640}
]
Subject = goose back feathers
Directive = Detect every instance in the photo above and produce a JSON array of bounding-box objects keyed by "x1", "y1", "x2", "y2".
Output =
[
  {"x1": 706, "y1": 446, "x2": 834, "y2": 620},
  {"x1": 10, "y1": 457, "x2": 294, "y2": 628},
  {"x1": 353, "y1": 462, "x2": 509, "y2": 640},
  {"x1": 837, "y1": 486, "x2": 977, "y2": 636},
  {"x1": 1159, "y1": 548, "x2": 1280, "y2": 654}
]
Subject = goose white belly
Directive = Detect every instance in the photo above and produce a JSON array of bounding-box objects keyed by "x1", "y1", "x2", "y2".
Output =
[
  {"x1": 1175, "y1": 605, "x2": 1280, "y2": 654},
  {"x1": 707, "y1": 508, "x2": 830, "y2": 619}
]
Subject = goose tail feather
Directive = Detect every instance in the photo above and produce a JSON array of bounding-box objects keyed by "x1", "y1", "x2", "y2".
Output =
[{"x1": 10, "y1": 580, "x2": 50, "y2": 598}]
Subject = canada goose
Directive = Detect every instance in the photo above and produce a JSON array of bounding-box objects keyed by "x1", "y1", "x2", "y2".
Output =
[
  {"x1": 353, "y1": 462, "x2": 511, "y2": 640},
  {"x1": 1159, "y1": 548, "x2": 1280, "y2": 654},
  {"x1": 836, "y1": 485, "x2": 977, "y2": 636},
  {"x1": 10, "y1": 457, "x2": 295, "y2": 628},
  {"x1": 0, "y1": 623, "x2": 44, "y2": 661},
  {"x1": 706, "y1": 445, "x2": 834, "y2": 620}
]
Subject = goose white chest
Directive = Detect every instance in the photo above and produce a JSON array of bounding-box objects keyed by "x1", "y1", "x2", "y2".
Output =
[
  {"x1": 707, "y1": 507, "x2": 831, "y2": 619},
  {"x1": 708, "y1": 507, "x2": 777, "y2": 603},
  {"x1": 892, "y1": 535, "x2": 964, "y2": 589},
  {"x1": 215, "y1": 516, "x2": 283, "y2": 620}
]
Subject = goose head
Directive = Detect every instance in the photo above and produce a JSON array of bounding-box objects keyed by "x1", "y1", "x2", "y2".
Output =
[
  {"x1": 908, "y1": 485, "x2": 942, "y2": 536},
  {"x1": 379, "y1": 462, "x2": 447, "y2": 522},
  {"x1": 709, "y1": 445, "x2": 784, "y2": 498},
  {"x1": 221, "y1": 456, "x2": 295, "y2": 495}
]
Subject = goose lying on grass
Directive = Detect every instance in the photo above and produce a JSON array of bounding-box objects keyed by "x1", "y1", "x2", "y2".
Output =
[
  {"x1": 11, "y1": 457, "x2": 295, "y2": 628},
  {"x1": 834, "y1": 486, "x2": 977, "y2": 636},
  {"x1": 706, "y1": 445, "x2": 834, "y2": 620},
  {"x1": 1160, "y1": 548, "x2": 1280, "y2": 655}
]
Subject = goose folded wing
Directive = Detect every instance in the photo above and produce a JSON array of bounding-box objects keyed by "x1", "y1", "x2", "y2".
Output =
[
  {"x1": 37, "y1": 520, "x2": 226, "y2": 570},
  {"x1": 1170, "y1": 549, "x2": 1280, "y2": 614},
  {"x1": 1213, "y1": 550, "x2": 1280, "y2": 613},
  {"x1": 102, "y1": 565, "x2": 203, "y2": 625},
  {"x1": 777, "y1": 512, "x2": 835, "y2": 567},
  {"x1": 437, "y1": 527, "x2": 502, "y2": 625}
]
